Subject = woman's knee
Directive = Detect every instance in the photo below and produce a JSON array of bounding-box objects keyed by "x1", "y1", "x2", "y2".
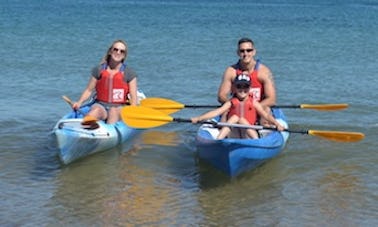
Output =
[{"x1": 90, "y1": 104, "x2": 107, "y2": 119}]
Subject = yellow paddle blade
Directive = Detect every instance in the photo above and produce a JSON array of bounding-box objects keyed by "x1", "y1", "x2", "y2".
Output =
[
  {"x1": 300, "y1": 104, "x2": 348, "y2": 111},
  {"x1": 140, "y1": 97, "x2": 184, "y2": 114},
  {"x1": 308, "y1": 130, "x2": 365, "y2": 142},
  {"x1": 121, "y1": 106, "x2": 174, "y2": 129}
]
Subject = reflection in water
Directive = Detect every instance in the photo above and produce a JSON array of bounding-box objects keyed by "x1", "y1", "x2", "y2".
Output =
[
  {"x1": 100, "y1": 159, "x2": 172, "y2": 225},
  {"x1": 139, "y1": 130, "x2": 181, "y2": 147},
  {"x1": 50, "y1": 135, "x2": 202, "y2": 225},
  {"x1": 47, "y1": 126, "x2": 374, "y2": 226},
  {"x1": 196, "y1": 158, "x2": 234, "y2": 189},
  {"x1": 317, "y1": 164, "x2": 365, "y2": 225},
  {"x1": 31, "y1": 135, "x2": 62, "y2": 181},
  {"x1": 49, "y1": 150, "x2": 123, "y2": 224},
  {"x1": 99, "y1": 149, "x2": 201, "y2": 225},
  {"x1": 196, "y1": 157, "x2": 289, "y2": 226}
]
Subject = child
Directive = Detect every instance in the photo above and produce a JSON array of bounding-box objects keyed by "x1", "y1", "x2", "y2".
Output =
[{"x1": 191, "y1": 75, "x2": 284, "y2": 139}]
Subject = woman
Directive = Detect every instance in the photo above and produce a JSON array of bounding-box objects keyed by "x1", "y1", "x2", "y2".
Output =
[{"x1": 73, "y1": 39, "x2": 138, "y2": 124}]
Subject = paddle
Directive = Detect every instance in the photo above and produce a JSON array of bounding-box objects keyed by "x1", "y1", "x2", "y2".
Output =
[
  {"x1": 140, "y1": 97, "x2": 348, "y2": 114},
  {"x1": 62, "y1": 95, "x2": 86, "y2": 116},
  {"x1": 121, "y1": 106, "x2": 364, "y2": 142},
  {"x1": 62, "y1": 95, "x2": 99, "y2": 129},
  {"x1": 213, "y1": 122, "x2": 364, "y2": 143}
]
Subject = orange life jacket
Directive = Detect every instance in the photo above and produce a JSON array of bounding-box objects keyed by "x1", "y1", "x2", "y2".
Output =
[
  {"x1": 235, "y1": 60, "x2": 263, "y2": 101},
  {"x1": 95, "y1": 63, "x2": 129, "y2": 104},
  {"x1": 227, "y1": 95, "x2": 257, "y2": 124}
]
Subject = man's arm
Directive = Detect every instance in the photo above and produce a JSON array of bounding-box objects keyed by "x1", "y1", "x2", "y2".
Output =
[
  {"x1": 217, "y1": 67, "x2": 235, "y2": 104},
  {"x1": 258, "y1": 65, "x2": 276, "y2": 107}
]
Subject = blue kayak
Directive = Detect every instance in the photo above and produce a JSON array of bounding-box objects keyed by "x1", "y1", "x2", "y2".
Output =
[
  {"x1": 195, "y1": 108, "x2": 290, "y2": 177},
  {"x1": 53, "y1": 91, "x2": 146, "y2": 164},
  {"x1": 53, "y1": 105, "x2": 141, "y2": 164}
]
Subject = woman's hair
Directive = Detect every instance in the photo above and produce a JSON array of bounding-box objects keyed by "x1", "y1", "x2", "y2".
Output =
[{"x1": 100, "y1": 39, "x2": 128, "y2": 64}]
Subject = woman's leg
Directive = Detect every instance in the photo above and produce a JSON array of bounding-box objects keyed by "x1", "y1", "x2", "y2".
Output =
[
  {"x1": 87, "y1": 103, "x2": 108, "y2": 121},
  {"x1": 106, "y1": 106, "x2": 121, "y2": 124}
]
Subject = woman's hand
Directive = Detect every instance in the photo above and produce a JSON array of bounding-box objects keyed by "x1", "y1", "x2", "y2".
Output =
[{"x1": 72, "y1": 102, "x2": 81, "y2": 110}]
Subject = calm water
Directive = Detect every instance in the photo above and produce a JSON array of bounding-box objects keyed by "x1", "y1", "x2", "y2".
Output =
[{"x1": 1, "y1": 0, "x2": 377, "y2": 226}]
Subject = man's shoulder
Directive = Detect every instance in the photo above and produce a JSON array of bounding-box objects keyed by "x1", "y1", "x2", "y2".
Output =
[
  {"x1": 258, "y1": 63, "x2": 271, "y2": 75},
  {"x1": 223, "y1": 68, "x2": 237, "y2": 82},
  {"x1": 230, "y1": 62, "x2": 240, "y2": 70}
]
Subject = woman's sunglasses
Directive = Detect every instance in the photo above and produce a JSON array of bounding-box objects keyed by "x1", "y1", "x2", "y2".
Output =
[{"x1": 112, "y1": 47, "x2": 126, "y2": 54}]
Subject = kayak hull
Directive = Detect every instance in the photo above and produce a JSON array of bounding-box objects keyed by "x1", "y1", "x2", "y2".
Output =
[
  {"x1": 53, "y1": 90, "x2": 146, "y2": 164},
  {"x1": 195, "y1": 108, "x2": 289, "y2": 177},
  {"x1": 53, "y1": 116, "x2": 140, "y2": 164}
]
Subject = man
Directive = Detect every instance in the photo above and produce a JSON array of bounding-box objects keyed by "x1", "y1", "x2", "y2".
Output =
[{"x1": 217, "y1": 37, "x2": 276, "y2": 112}]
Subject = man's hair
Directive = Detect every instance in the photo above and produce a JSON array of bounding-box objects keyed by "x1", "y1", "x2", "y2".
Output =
[{"x1": 238, "y1": 37, "x2": 254, "y2": 46}]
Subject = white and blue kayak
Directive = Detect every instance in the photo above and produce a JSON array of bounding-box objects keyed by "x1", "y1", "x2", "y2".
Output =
[
  {"x1": 195, "y1": 108, "x2": 290, "y2": 177},
  {"x1": 53, "y1": 92, "x2": 145, "y2": 164}
]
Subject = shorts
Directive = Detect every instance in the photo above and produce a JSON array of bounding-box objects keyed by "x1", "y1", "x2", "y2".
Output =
[{"x1": 95, "y1": 101, "x2": 124, "y2": 111}]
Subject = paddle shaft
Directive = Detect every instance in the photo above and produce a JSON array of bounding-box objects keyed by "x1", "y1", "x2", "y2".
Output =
[
  {"x1": 206, "y1": 121, "x2": 358, "y2": 134},
  {"x1": 183, "y1": 104, "x2": 345, "y2": 110},
  {"x1": 272, "y1": 105, "x2": 300, "y2": 108},
  {"x1": 193, "y1": 121, "x2": 364, "y2": 142},
  {"x1": 211, "y1": 121, "x2": 290, "y2": 132},
  {"x1": 183, "y1": 104, "x2": 221, "y2": 108},
  {"x1": 175, "y1": 119, "x2": 290, "y2": 132},
  {"x1": 140, "y1": 97, "x2": 348, "y2": 114},
  {"x1": 62, "y1": 95, "x2": 86, "y2": 116},
  {"x1": 182, "y1": 104, "x2": 298, "y2": 109}
]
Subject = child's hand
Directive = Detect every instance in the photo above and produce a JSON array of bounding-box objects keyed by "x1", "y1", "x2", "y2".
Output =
[
  {"x1": 191, "y1": 117, "x2": 200, "y2": 123},
  {"x1": 276, "y1": 123, "x2": 285, "y2": 131}
]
